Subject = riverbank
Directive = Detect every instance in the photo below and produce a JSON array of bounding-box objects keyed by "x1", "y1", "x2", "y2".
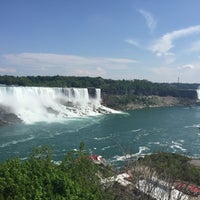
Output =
[{"x1": 103, "y1": 94, "x2": 199, "y2": 111}]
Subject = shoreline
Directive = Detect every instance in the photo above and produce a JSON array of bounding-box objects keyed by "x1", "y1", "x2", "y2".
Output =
[{"x1": 103, "y1": 95, "x2": 200, "y2": 111}]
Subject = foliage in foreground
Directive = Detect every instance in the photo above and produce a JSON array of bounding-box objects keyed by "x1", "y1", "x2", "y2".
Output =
[
  {"x1": 139, "y1": 152, "x2": 200, "y2": 185},
  {"x1": 1, "y1": 146, "x2": 200, "y2": 200},
  {"x1": 0, "y1": 145, "x2": 113, "y2": 200}
]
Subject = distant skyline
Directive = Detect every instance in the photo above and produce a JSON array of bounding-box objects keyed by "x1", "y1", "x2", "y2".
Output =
[{"x1": 1, "y1": 0, "x2": 200, "y2": 83}]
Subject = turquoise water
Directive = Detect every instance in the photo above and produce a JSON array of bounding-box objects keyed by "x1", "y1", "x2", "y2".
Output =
[{"x1": 0, "y1": 106, "x2": 200, "y2": 166}]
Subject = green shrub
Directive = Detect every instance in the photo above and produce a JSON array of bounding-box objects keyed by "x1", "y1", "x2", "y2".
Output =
[
  {"x1": 139, "y1": 152, "x2": 200, "y2": 185},
  {"x1": 0, "y1": 145, "x2": 113, "y2": 200}
]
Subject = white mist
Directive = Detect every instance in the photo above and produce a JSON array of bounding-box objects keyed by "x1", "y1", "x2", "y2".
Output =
[{"x1": 0, "y1": 86, "x2": 118, "y2": 124}]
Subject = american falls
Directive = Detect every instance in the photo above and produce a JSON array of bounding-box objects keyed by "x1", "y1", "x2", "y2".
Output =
[{"x1": 0, "y1": 86, "x2": 117, "y2": 124}]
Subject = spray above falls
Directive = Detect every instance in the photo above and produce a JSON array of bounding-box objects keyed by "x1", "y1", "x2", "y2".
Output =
[{"x1": 0, "y1": 86, "x2": 117, "y2": 124}]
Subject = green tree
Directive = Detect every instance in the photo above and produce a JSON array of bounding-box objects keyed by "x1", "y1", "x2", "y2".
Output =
[{"x1": 0, "y1": 145, "x2": 113, "y2": 200}]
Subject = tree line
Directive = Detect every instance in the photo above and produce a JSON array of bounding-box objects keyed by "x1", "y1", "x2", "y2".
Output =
[{"x1": 0, "y1": 75, "x2": 198, "y2": 98}]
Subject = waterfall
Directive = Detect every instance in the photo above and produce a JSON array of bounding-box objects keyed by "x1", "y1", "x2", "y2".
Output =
[
  {"x1": 0, "y1": 86, "x2": 117, "y2": 124},
  {"x1": 197, "y1": 86, "x2": 200, "y2": 100}
]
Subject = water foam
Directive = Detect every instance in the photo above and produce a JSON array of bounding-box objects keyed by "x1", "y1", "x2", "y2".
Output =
[
  {"x1": 0, "y1": 135, "x2": 35, "y2": 148},
  {"x1": 113, "y1": 146, "x2": 150, "y2": 162},
  {"x1": 131, "y1": 129, "x2": 142, "y2": 133},
  {"x1": 93, "y1": 135, "x2": 112, "y2": 141},
  {"x1": 170, "y1": 141, "x2": 187, "y2": 152},
  {"x1": 101, "y1": 146, "x2": 113, "y2": 151},
  {"x1": 0, "y1": 86, "x2": 118, "y2": 124}
]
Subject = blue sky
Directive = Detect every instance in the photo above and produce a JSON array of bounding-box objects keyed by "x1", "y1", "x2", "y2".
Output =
[{"x1": 1, "y1": 0, "x2": 200, "y2": 83}]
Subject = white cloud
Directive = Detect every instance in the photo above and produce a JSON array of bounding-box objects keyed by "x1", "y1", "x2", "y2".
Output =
[
  {"x1": 149, "y1": 63, "x2": 200, "y2": 83},
  {"x1": 3, "y1": 53, "x2": 137, "y2": 67},
  {"x1": 0, "y1": 67, "x2": 16, "y2": 73},
  {"x1": 124, "y1": 39, "x2": 140, "y2": 47},
  {"x1": 179, "y1": 64, "x2": 195, "y2": 70},
  {"x1": 150, "y1": 67, "x2": 178, "y2": 82},
  {"x1": 178, "y1": 64, "x2": 200, "y2": 83},
  {"x1": 138, "y1": 9, "x2": 157, "y2": 33},
  {"x1": 150, "y1": 25, "x2": 200, "y2": 63},
  {"x1": 1, "y1": 53, "x2": 138, "y2": 77},
  {"x1": 75, "y1": 67, "x2": 106, "y2": 77},
  {"x1": 189, "y1": 40, "x2": 200, "y2": 52}
]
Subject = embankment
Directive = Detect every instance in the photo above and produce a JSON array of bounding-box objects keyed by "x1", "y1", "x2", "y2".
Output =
[{"x1": 102, "y1": 94, "x2": 199, "y2": 111}]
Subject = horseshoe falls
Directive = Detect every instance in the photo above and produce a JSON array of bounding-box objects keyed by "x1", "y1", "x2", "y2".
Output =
[
  {"x1": 197, "y1": 86, "x2": 200, "y2": 100},
  {"x1": 0, "y1": 86, "x2": 117, "y2": 124}
]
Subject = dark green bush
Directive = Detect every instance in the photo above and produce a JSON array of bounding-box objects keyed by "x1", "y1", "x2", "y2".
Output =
[
  {"x1": 0, "y1": 146, "x2": 113, "y2": 200},
  {"x1": 139, "y1": 152, "x2": 200, "y2": 185}
]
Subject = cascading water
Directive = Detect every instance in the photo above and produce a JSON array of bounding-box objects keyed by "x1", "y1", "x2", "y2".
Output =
[
  {"x1": 0, "y1": 86, "x2": 117, "y2": 124},
  {"x1": 197, "y1": 86, "x2": 200, "y2": 101}
]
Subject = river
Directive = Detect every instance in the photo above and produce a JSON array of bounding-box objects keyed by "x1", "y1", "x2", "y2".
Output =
[{"x1": 0, "y1": 106, "x2": 200, "y2": 167}]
